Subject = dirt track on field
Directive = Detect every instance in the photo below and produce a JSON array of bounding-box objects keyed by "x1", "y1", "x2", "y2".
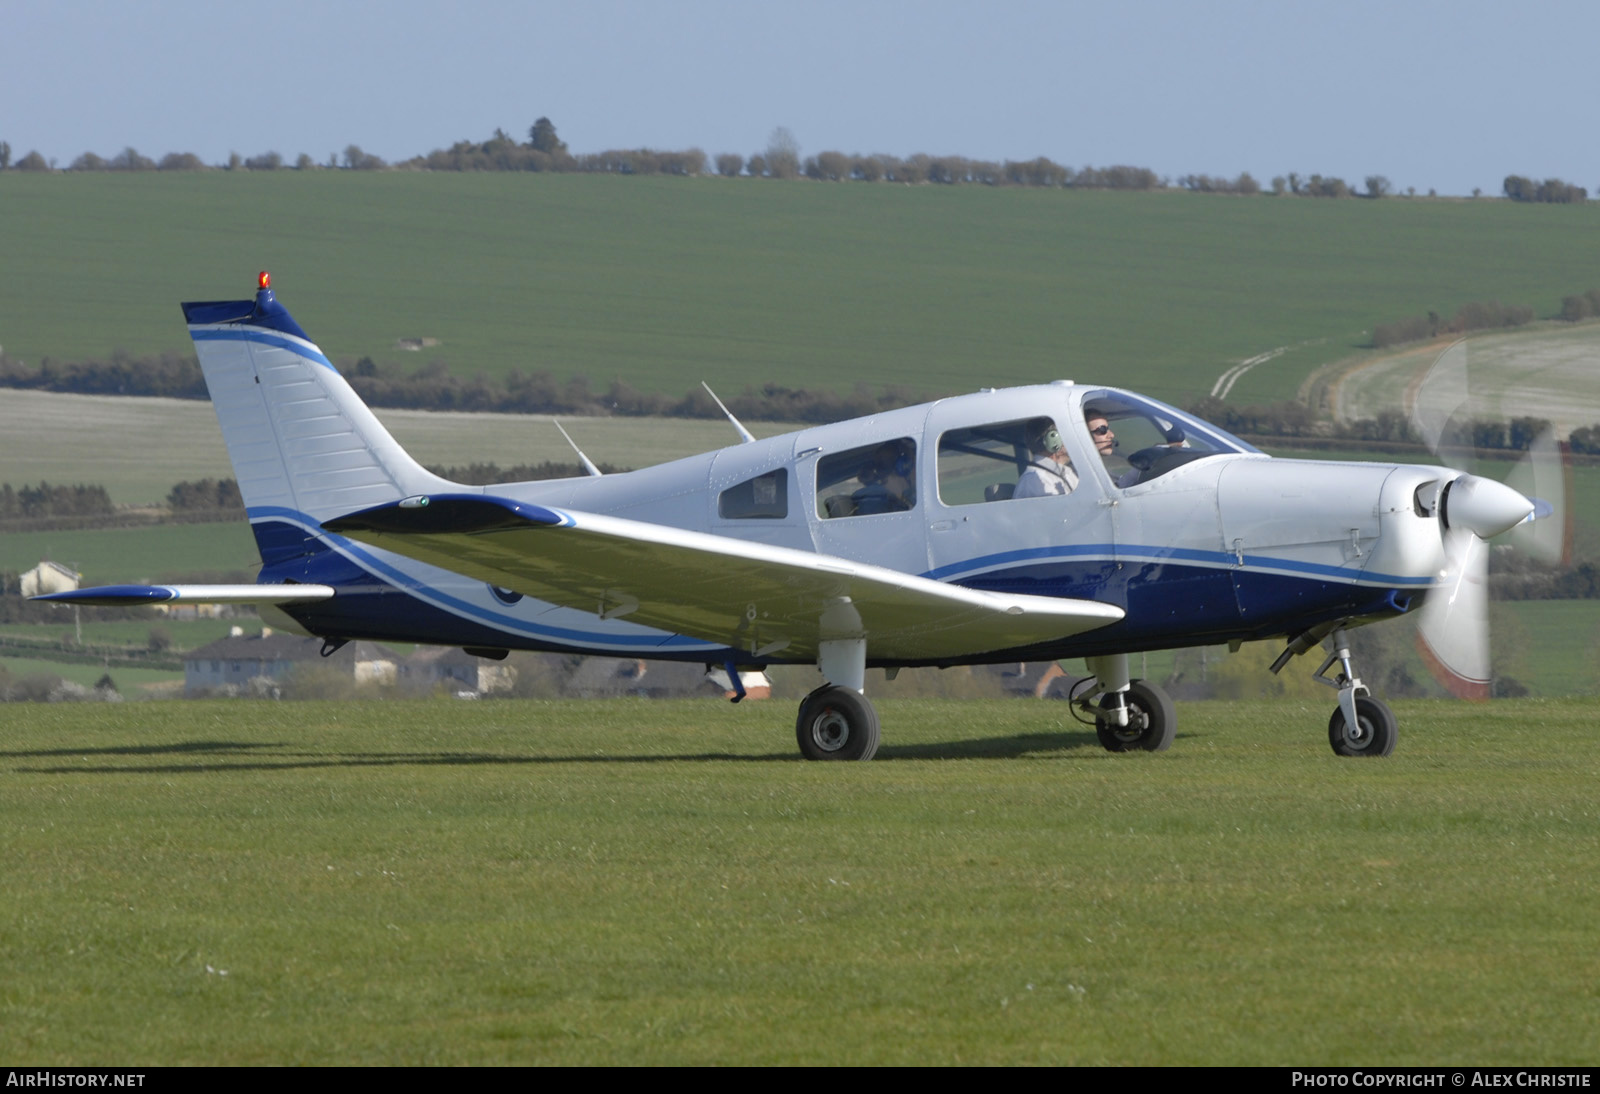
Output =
[{"x1": 1309, "y1": 323, "x2": 1600, "y2": 438}]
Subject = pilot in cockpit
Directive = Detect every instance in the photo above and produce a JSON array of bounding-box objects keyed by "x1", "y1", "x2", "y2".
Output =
[
  {"x1": 1085, "y1": 409, "x2": 1118, "y2": 459},
  {"x1": 1089, "y1": 404, "x2": 1192, "y2": 487},
  {"x1": 1014, "y1": 419, "x2": 1079, "y2": 498}
]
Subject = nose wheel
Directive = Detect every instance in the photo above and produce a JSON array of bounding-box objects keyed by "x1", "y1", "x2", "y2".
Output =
[
  {"x1": 1273, "y1": 624, "x2": 1400, "y2": 758},
  {"x1": 1328, "y1": 696, "x2": 1397, "y2": 757}
]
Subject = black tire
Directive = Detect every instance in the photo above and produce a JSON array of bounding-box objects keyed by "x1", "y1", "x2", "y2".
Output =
[
  {"x1": 1095, "y1": 679, "x2": 1176, "y2": 753},
  {"x1": 1328, "y1": 696, "x2": 1397, "y2": 757},
  {"x1": 795, "y1": 685, "x2": 881, "y2": 761}
]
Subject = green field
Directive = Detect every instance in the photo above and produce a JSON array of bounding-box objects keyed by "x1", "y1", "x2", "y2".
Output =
[
  {"x1": 0, "y1": 655, "x2": 180, "y2": 694},
  {"x1": 1, "y1": 521, "x2": 258, "y2": 584},
  {"x1": 2, "y1": 697, "x2": 1596, "y2": 1065},
  {"x1": 7, "y1": 172, "x2": 1600, "y2": 405},
  {"x1": 0, "y1": 617, "x2": 248, "y2": 695},
  {"x1": 0, "y1": 617, "x2": 253, "y2": 650},
  {"x1": 1498, "y1": 601, "x2": 1600, "y2": 695}
]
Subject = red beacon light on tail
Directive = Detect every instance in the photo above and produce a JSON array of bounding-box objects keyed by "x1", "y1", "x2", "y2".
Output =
[{"x1": 258, "y1": 271, "x2": 271, "y2": 291}]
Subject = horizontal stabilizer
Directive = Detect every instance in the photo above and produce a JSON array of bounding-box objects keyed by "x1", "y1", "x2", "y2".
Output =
[
  {"x1": 325, "y1": 495, "x2": 1124, "y2": 662},
  {"x1": 32, "y1": 584, "x2": 336, "y2": 607}
]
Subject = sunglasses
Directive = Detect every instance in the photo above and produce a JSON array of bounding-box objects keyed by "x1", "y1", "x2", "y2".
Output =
[{"x1": 1089, "y1": 425, "x2": 1114, "y2": 437}]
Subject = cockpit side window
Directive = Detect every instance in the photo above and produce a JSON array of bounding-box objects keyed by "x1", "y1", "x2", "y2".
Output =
[
  {"x1": 719, "y1": 469, "x2": 788, "y2": 519},
  {"x1": 816, "y1": 438, "x2": 917, "y2": 519},
  {"x1": 937, "y1": 417, "x2": 1074, "y2": 505},
  {"x1": 1080, "y1": 389, "x2": 1256, "y2": 488}
]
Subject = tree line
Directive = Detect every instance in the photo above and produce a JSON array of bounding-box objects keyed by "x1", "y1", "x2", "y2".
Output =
[
  {"x1": 1368, "y1": 285, "x2": 1600, "y2": 350},
  {"x1": 0, "y1": 482, "x2": 113, "y2": 520},
  {"x1": 1371, "y1": 300, "x2": 1537, "y2": 349},
  {"x1": 1502, "y1": 176, "x2": 1588, "y2": 204},
  {"x1": 8, "y1": 121, "x2": 1588, "y2": 201}
]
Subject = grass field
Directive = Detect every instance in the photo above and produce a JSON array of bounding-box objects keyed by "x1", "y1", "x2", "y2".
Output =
[
  {"x1": 7, "y1": 172, "x2": 1600, "y2": 406},
  {"x1": 1, "y1": 697, "x2": 1596, "y2": 1065}
]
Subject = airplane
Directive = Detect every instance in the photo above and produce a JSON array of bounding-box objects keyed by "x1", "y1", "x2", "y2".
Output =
[{"x1": 38, "y1": 273, "x2": 1546, "y2": 761}]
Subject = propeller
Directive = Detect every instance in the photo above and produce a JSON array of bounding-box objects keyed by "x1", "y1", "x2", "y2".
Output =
[
  {"x1": 1415, "y1": 473, "x2": 1533, "y2": 699},
  {"x1": 1408, "y1": 341, "x2": 1557, "y2": 699}
]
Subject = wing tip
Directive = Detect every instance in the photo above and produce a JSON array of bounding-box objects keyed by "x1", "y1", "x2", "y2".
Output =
[{"x1": 32, "y1": 584, "x2": 176, "y2": 606}]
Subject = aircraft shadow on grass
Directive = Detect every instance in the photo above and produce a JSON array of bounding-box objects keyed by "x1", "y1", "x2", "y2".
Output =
[{"x1": 8, "y1": 728, "x2": 1133, "y2": 775}]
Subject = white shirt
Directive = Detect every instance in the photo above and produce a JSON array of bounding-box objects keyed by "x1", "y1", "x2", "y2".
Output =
[{"x1": 1014, "y1": 456, "x2": 1078, "y2": 498}]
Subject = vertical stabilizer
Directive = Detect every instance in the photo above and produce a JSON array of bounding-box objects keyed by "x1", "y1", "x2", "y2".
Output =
[{"x1": 183, "y1": 276, "x2": 452, "y2": 530}]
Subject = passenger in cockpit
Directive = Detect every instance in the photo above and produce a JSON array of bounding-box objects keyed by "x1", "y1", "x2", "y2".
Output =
[{"x1": 1014, "y1": 420, "x2": 1079, "y2": 498}]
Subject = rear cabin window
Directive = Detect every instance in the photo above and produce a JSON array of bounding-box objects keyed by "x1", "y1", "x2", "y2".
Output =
[
  {"x1": 815, "y1": 438, "x2": 917, "y2": 519},
  {"x1": 718, "y1": 469, "x2": 788, "y2": 519},
  {"x1": 938, "y1": 417, "x2": 1069, "y2": 505}
]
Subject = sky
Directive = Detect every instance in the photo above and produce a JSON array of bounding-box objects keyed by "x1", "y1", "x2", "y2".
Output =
[{"x1": 4, "y1": 0, "x2": 1598, "y2": 197}]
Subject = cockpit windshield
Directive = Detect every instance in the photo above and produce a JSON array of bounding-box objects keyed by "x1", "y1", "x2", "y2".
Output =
[{"x1": 1079, "y1": 388, "x2": 1259, "y2": 487}]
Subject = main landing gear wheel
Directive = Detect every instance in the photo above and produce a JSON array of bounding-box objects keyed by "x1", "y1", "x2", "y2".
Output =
[
  {"x1": 795, "y1": 685, "x2": 881, "y2": 761},
  {"x1": 1095, "y1": 679, "x2": 1175, "y2": 753},
  {"x1": 1328, "y1": 696, "x2": 1397, "y2": 757}
]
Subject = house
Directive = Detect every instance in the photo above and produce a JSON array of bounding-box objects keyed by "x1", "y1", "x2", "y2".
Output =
[
  {"x1": 183, "y1": 628, "x2": 397, "y2": 696},
  {"x1": 994, "y1": 661, "x2": 1083, "y2": 699},
  {"x1": 400, "y1": 645, "x2": 517, "y2": 696},
  {"x1": 563, "y1": 657, "x2": 731, "y2": 699},
  {"x1": 19, "y1": 560, "x2": 80, "y2": 598}
]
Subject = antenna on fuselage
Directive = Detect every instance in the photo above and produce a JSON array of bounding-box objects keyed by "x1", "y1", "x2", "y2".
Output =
[
  {"x1": 701, "y1": 381, "x2": 756, "y2": 444},
  {"x1": 553, "y1": 420, "x2": 603, "y2": 477}
]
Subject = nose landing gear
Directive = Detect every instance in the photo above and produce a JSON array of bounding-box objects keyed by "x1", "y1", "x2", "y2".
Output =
[{"x1": 1273, "y1": 624, "x2": 1397, "y2": 757}]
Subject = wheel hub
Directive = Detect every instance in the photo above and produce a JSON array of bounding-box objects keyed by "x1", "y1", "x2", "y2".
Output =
[
  {"x1": 1101, "y1": 705, "x2": 1148, "y2": 742},
  {"x1": 810, "y1": 710, "x2": 850, "y2": 752},
  {"x1": 1341, "y1": 717, "x2": 1373, "y2": 748}
]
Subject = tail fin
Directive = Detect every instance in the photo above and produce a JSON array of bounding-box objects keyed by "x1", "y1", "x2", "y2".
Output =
[{"x1": 183, "y1": 275, "x2": 452, "y2": 565}]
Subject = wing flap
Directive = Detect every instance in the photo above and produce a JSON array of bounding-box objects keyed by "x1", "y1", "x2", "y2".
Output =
[{"x1": 325, "y1": 496, "x2": 1121, "y2": 660}]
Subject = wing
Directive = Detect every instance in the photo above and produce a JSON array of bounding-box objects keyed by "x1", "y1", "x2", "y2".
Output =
[{"x1": 324, "y1": 495, "x2": 1122, "y2": 662}]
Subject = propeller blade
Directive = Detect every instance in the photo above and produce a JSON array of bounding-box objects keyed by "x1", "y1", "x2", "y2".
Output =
[
  {"x1": 1410, "y1": 340, "x2": 1471, "y2": 455},
  {"x1": 1505, "y1": 430, "x2": 1574, "y2": 566},
  {"x1": 1416, "y1": 527, "x2": 1491, "y2": 700}
]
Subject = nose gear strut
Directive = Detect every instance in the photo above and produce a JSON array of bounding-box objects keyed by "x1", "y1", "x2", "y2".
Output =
[{"x1": 1272, "y1": 624, "x2": 1397, "y2": 757}]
